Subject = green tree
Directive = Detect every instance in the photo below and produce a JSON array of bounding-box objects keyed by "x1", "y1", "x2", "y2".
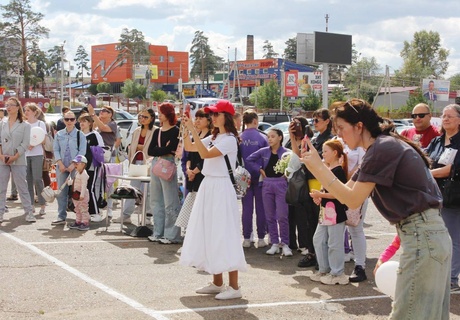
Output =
[
  {"x1": 121, "y1": 79, "x2": 146, "y2": 99},
  {"x1": 449, "y1": 73, "x2": 460, "y2": 91},
  {"x1": 249, "y1": 80, "x2": 281, "y2": 109},
  {"x1": 97, "y1": 81, "x2": 111, "y2": 94},
  {"x1": 283, "y1": 37, "x2": 296, "y2": 62},
  {"x1": 27, "y1": 41, "x2": 47, "y2": 92},
  {"x1": 189, "y1": 31, "x2": 220, "y2": 88},
  {"x1": 400, "y1": 30, "x2": 449, "y2": 79},
  {"x1": 74, "y1": 45, "x2": 90, "y2": 84},
  {"x1": 262, "y1": 40, "x2": 278, "y2": 59},
  {"x1": 46, "y1": 45, "x2": 64, "y2": 91},
  {"x1": 299, "y1": 89, "x2": 322, "y2": 111},
  {"x1": 344, "y1": 56, "x2": 381, "y2": 99},
  {"x1": 0, "y1": 0, "x2": 49, "y2": 98},
  {"x1": 117, "y1": 28, "x2": 150, "y2": 80},
  {"x1": 151, "y1": 89, "x2": 167, "y2": 102},
  {"x1": 329, "y1": 87, "x2": 346, "y2": 106},
  {"x1": 88, "y1": 84, "x2": 97, "y2": 95}
]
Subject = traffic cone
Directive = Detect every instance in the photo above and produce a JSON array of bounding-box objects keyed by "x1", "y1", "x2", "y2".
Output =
[{"x1": 50, "y1": 165, "x2": 58, "y2": 190}]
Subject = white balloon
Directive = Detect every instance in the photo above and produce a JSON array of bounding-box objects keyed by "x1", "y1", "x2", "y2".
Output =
[
  {"x1": 375, "y1": 261, "x2": 399, "y2": 299},
  {"x1": 30, "y1": 127, "x2": 46, "y2": 146}
]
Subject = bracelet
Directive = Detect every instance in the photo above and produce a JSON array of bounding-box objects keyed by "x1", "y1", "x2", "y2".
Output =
[{"x1": 327, "y1": 177, "x2": 338, "y2": 188}]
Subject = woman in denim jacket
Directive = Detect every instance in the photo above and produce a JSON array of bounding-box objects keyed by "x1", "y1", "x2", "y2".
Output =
[
  {"x1": 246, "y1": 128, "x2": 291, "y2": 256},
  {"x1": 0, "y1": 98, "x2": 34, "y2": 223},
  {"x1": 51, "y1": 111, "x2": 87, "y2": 225}
]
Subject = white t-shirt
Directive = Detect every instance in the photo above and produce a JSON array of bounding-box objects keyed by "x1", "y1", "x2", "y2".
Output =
[
  {"x1": 201, "y1": 133, "x2": 238, "y2": 177},
  {"x1": 26, "y1": 120, "x2": 47, "y2": 157}
]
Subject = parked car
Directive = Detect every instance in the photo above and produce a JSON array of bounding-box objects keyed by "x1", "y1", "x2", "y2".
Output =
[
  {"x1": 77, "y1": 92, "x2": 91, "y2": 102},
  {"x1": 258, "y1": 112, "x2": 291, "y2": 125},
  {"x1": 96, "y1": 93, "x2": 111, "y2": 99},
  {"x1": 4, "y1": 90, "x2": 16, "y2": 97},
  {"x1": 392, "y1": 119, "x2": 412, "y2": 127},
  {"x1": 258, "y1": 121, "x2": 273, "y2": 132},
  {"x1": 121, "y1": 98, "x2": 138, "y2": 107}
]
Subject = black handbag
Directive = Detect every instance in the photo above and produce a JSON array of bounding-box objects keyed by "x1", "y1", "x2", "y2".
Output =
[
  {"x1": 97, "y1": 165, "x2": 108, "y2": 209},
  {"x1": 442, "y1": 166, "x2": 460, "y2": 208}
]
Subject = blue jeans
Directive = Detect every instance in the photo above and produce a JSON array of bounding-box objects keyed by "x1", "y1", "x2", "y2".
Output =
[
  {"x1": 56, "y1": 166, "x2": 71, "y2": 221},
  {"x1": 441, "y1": 206, "x2": 460, "y2": 285},
  {"x1": 150, "y1": 158, "x2": 181, "y2": 241},
  {"x1": 391, "y1": 209, "x2": 451, "y2": 320},
  {"x1": 314, "y1": 222, "x2": 346, "y2": 275}
]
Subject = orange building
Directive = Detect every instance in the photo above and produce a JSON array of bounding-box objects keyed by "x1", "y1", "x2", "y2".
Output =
[{"x1": 91, "y1": 43, "x2": 189, "y2": 87}]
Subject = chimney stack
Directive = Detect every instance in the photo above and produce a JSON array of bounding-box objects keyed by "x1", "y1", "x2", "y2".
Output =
[{"x1": 246, "y1": 35, "x2": 254, "y2": 60}]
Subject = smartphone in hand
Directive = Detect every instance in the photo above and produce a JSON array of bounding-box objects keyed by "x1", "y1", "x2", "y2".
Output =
[{"x1": 185, "y1": 104, "x2": 191, "y2": 118}]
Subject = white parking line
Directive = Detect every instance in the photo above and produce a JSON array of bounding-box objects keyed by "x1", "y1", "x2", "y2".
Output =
[
  {"x1": 156, "y1": 295, "x2": 389, "y2": 315},
  {"x1": 0, "y1": 230, "x2": 169, "y2": 320}
]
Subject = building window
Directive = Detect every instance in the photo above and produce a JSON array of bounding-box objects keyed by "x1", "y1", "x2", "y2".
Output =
[
  {"x1": 263, "y1": 69, "x2": 268, "y2": 74},
  {"x1": 159, "y1": 56, "x2": 164, "y2": 62},
  {"x1": 169, "y1": 56, "x2": 174, "y2": 62},
  {"x1": 254, "y1": 69, "x2": 259, "y2": 75},
  {"x1": 159, "y1": 70, "x2": 164, "y2": 76},
  {"x1": 239, "y1": 70, "x2": 244, "y2": 75},
  {"x1": 169, "y1": 70, "x2": 174, "y2": 76}
]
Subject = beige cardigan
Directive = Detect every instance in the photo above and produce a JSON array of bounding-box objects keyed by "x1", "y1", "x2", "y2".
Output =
[{"x1": 128, "y1": 125, "x2": 157, "y2": 163}]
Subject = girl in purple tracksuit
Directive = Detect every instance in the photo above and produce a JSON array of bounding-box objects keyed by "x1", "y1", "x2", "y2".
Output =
[
  {"x1": 246, "y1": 128, "x2": 292, "y2": 256},
  {"x1": 240, "y1": 110, "x2": 268, "y2": 248}
]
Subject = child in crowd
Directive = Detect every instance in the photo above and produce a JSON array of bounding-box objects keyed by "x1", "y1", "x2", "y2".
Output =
[
  {"x1": 309, "y1": 139, "x2": 349, "y2": 285},
  {"x1": 246, "y1": 128, "x2": 291, "y2": 256},
  {"x1": 68, "y1": 155, "x2": 90, "y2": 231},
  {"x1": 373, "y1": 235, "x2": 401, "y2": 276}
]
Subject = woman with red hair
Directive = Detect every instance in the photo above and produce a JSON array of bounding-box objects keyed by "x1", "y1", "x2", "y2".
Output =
[{"x1": 147, "y1": 103, "x2": 181, "y2": 244}]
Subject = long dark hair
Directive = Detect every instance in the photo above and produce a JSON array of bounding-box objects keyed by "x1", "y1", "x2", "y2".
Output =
[
  {"x1": 141, "y1": 108, "x2": 156, "y2": 130},
  {"x1": 211, "y1": 113, "x2": 239, "y2": 140},
  {"x1": 332, "y1": 98, "x2": 430, "y2": 167}
]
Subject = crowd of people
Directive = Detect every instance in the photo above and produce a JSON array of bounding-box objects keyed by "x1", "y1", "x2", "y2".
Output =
[{"x1": 1, "y1": 97, "x2": 459, "y2": 316}]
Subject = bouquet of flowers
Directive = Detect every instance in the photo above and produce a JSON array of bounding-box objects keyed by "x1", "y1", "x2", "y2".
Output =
[{"x1": 274, "y1": 152, "x2": 292, "y2": 177}]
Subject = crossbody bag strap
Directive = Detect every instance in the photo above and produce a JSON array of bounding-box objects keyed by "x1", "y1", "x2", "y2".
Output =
[
  {"x1": 224, "y1": 154, "x2": 237, "y2": 185},
  {"x1": 157, "y1": 129, "x2": 162, "y2": 147}
]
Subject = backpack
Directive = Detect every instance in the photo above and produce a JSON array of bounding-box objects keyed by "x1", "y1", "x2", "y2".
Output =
[
  {"x1": 285, "y1": 166, "x2": 310, "y2": 206},
  {"x1": 43, "y1": 123, "x2": 54, "y2": 152}
]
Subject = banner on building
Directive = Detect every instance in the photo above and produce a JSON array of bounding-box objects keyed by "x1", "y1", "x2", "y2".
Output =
[
  {"x1": 149, "y1": 65, "x2": 158, "y2": 80},
  {"x1": 422, "y1": 79, "x2": 450, "y2": 102},
  {"x1": 297, "y1": 72, "x2": 323, "y2": 97},
  {"x1": 284, "y1": 71, "x2": 298, "y2": 97}
]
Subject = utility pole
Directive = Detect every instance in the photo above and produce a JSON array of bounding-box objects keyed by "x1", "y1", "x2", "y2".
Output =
[
  {"x1": 60, "y1": 41, "x2": 66, "y2": 110},
  {"x1": 280, "y1": 57, "x2": 285, "y2": 111},
  {"x1": 322, "y1": 14, "x2": 329, "y2": 109}
]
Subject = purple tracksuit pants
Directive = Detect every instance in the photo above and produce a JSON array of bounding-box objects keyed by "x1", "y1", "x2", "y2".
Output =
[
  {"x1": 242, "y1": 182, "x2": 266, "y2": 239},
  {"x1": 262, "y1": 177, "x2": 289, "y2": 245}
]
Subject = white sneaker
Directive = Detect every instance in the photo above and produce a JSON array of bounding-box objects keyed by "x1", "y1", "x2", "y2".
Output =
[
  {"x1": 320, "y1": 273, "x2": 349, "y2": 285},
  {"x1": 148, "y1": 235, "x2": 161, "y2": 242},
  {"x1": 25, "y1": 213, "x2": 37, "y2": 222},
  {"x1": 242, "y1": 239, "x2": 251, "y2": 248},
  {"x1": 266, "y1": 244, "x2": 280, "y2": 255},
  {"x1": 112, "y1": 216, "x2": 132, "y2": 224},
  {"x1": 257, "y1": 239, "x2": 267, "y2": 248},
  {"x1": 281, "y1": 244, "x2": 293, "y2": 256},
  {"x1": 310, "y1": 271, "x2": 328, "y2": 282},
  {"x1": 39, "y1": 207, "x2": 46, "y2": 215},
  {"x1": 215, "y1": 286, "x2": 242, "y2": 300},
  {"x1": 90, "y1": 214, "x2": 103, "y2": 222},
  {"x1": 196, "y1": 282, "x2": 224, "y2": 294}
]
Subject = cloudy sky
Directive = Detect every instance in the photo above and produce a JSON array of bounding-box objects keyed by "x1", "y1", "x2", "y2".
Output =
[{"x1": 1, "y1": 0, "x2": 459, "y2": 79}]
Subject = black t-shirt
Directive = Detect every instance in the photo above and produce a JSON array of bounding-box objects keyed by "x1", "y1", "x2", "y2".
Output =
[
  {"x1": 148, "y1": 126, "x2": 180, "y2": 157},
  {"x1": 321, "y1": 166, "x2": 348, "y2": 223},
  {"x1": 265, "y1": 153, "x2": 283, "y2": 178},
  {"x1": 352, "y1": 135, "x2": 442, "y2": 223}
]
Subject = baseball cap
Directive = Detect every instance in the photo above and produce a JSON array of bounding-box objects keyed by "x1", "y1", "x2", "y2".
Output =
[
  {"x1": 73, "y1": 155, "x2": 88, "y2": 164},
  {"x1": 204, "y1": 100, "x2": 235, "y2": 116}
]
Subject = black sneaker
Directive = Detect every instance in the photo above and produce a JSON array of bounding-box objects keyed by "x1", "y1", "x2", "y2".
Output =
[
  {"x1": 349, "y1": 265, "x2": 367, "y2": 283},
  {"x1": 298, "y1": 253, "x2": 317, "y2": 268}
]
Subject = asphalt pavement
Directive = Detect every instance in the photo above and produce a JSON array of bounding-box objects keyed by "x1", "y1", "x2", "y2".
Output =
[{"x1": 1, "y1": 181, "x2": 459, "y2": 320}]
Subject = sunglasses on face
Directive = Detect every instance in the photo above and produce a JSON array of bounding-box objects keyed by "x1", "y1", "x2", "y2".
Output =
[
  {"x1": 411, "y1": 113, "x2": 429, "y2": 119},
  {"x1": 64, "y1": 118, "x2": 76, "y2": 122},
  {"x1": 313, "y1": 118, "x2": 323, "y2": 123},
  {"x1": 100, "y1": 109, "x2": 111, "y2": 113},
  {"x1": 139, "y1": 115, "x2": 150, "y2": 119}
]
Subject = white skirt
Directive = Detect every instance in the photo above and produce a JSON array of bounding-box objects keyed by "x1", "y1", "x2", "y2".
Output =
[{"x1": 180, "y1": 176, "x2": 247, "y2": 274}]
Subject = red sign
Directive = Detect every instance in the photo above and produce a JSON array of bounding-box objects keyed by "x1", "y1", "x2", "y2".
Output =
[{"x1": 284, "y1": 71, "x2": 298, "y2": 97}]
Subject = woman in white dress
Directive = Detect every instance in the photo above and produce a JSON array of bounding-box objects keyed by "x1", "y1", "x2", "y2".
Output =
[{"x1": 180, "y1": 100, "x2": 247, "y2": 300}]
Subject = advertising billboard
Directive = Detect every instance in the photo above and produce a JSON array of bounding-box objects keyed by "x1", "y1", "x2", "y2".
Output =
[{"x1": 422, "y1": 79, "x2": 450, "y2": 102}]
